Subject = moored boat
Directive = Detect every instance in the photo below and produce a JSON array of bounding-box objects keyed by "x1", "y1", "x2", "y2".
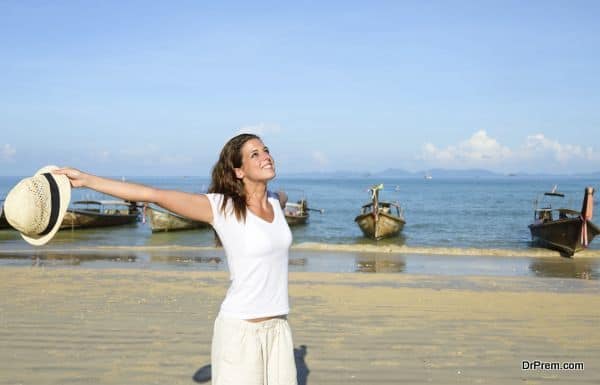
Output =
[
  {"x1": 355, "y1": 184, "x2": 405, "y2": 240},
  {"x1": 283, "y1": 189, "x2": 323, "y2": 226},
  {"x1": 144, "y1": 205, "x2": 208, "y2": 232},
  {"x1": 60, "y1": 200, "x2": 139, "y2": 230},
  {"x1": 528, "y1": 187, "x2": 600, "y2": 256},
  {"x1": 284, "y1": 199, "x2": 309, "y2": 226}
]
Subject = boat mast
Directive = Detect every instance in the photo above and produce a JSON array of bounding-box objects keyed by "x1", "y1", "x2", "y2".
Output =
[
  {"x1": 581, "y1": 187, "x2": 595, "y2": 248},
  {"x1": 581, "y1": 187, "x2": 594, "y2": 220},
  {"x1": 371, "y1": 184, "x2": 382, "y2": 221}
]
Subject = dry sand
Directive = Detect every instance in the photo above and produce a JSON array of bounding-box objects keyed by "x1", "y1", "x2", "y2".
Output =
[{"x1": 1, "y1": 268, "x2": 599, "y2": 385}]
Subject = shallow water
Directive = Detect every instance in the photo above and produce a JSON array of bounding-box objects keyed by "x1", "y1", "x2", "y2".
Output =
[
  {"x1": 2, "y1": 175, "x2": 599, "y2": 279},
  {"x1": 1, "y1": 247, "x2": 599, "y2": 281}
]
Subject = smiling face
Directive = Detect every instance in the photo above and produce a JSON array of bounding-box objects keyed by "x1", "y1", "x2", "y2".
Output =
[{"x1": 234, "y1": 138, "x2": 276, "y2": 183}]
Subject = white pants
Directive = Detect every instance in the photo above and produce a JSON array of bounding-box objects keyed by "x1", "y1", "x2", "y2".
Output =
[{"x1": 211, "y1": 315, "x2": 298, "y2": 385}]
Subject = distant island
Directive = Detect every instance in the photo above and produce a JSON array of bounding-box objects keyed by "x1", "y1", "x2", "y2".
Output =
[
  {"x1": 3, "y1": 169, "x2": 598, "y2": 179},
  {"x1": 281, "y1": 168, "x2": 600, "y2": 179}
]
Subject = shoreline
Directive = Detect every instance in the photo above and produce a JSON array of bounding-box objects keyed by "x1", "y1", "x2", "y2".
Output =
[
  {"x1": 1, "y1": 241, "x2": 600, "y2": 258},
  {"x1": 1, "y1": 243, "x2": 599, "y2": 281},
  {"x1": 1, "y1": 268, "x2": 598, "y2": 384}
]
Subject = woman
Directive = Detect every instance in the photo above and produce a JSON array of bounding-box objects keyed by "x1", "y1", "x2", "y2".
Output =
[{"x1": 55, "y1": 133, "x2": 298, "y2": 385}]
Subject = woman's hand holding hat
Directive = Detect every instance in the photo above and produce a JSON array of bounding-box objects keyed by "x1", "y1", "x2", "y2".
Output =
[{"x1": 53, "y1": 168, "x2": 88, "y2": 188}]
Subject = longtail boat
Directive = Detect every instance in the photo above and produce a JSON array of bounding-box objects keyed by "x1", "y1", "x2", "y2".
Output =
[
  {"x1": 283, "y1": 190, "x2": 323, "y2": 226},
  {"x1": 60, "y1": 200, "x2": 139, "y2": 230},
  {"x1": 284, "y1": 199, "x2": 309, "y2": 226},
  {"x1": 355, "y1": 184, "x2": 405, "y2": 240},
  {"x1": 144, "y1": 205, "x2": 208, "y2": 232},
  {"x1": 528, "y1": 186, "x2": 600, "y2": 256}
]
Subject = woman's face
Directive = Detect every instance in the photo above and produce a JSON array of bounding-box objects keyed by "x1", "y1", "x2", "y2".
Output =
[{"x1": 235, "y1": 138, "x2": 275, "y2": 183}]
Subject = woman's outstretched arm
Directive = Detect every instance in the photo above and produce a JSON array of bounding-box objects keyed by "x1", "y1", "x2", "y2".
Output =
[{"x1": 53, "y1": 168, "x2": 213, "y2": 223}]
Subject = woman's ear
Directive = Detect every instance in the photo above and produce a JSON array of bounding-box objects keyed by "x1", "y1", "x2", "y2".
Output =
[{"x1": 234, "y1": 168, "x2": 244, "y2": 179}]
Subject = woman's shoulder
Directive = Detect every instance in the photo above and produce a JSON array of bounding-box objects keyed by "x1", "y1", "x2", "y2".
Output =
[
  {"x1": 267, "y1": 190, "x2": 287, "y2": 209},
  {"x1": 205, "y1": 192, "x2": 224, "y2": 203},
  {"x1": 205, "y1": 192, "x2": 230, "y2": 211},
  {"x1": 205, "y1": 193, "x2": 236, "y2": 222}
]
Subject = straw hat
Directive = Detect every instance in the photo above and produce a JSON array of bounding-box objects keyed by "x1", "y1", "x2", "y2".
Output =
[{"x1": 4, "y1": 165, "x2": 71, "y2": 246}]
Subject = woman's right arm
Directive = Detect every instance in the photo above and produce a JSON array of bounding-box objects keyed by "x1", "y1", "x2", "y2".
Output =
[{"x1": 53, "y1": 168, "x2": 213, "y2": 223}]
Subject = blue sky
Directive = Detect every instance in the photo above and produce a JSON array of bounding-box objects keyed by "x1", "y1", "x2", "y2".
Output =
[{"x1": 1, "y1": 1, "x2": 599, "y2": 176}]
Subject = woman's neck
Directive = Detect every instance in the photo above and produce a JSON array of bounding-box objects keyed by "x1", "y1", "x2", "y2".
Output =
[{"x1": 244, "y1": 181, "x2": 269, "y2": 208}]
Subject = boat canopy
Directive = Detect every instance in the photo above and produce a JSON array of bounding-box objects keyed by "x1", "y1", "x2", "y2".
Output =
[
  {"x1": 544, "y1": 192, "x2": 565, "y2": 197},
  {"x1": 73, "y1": 200, "x2": 133, "y2": 206}
]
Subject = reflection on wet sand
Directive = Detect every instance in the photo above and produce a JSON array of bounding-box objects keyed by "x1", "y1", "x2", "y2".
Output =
[
  {"x1": 289, "y1": 258, "x2": 307, "y2": 266},
  {"x1": 529, "y1": 257, "x2": 598, "y2": 280},
  {"x1": 353, "y1": 233, "x2": 407, "y2": 247},
  {"x1": 355, "y1": 254, "x2": 406, "y2": 273},
  {"x1": 150, "y1": 255, "x2": 222, "y2": 266},
  {"x1": 1, "y1": 248, "x2": 600, "y2": 280},
  {"x1": 29, "y1": 252, "x2": 138, "y2": 267},
  {"x1": 0, "y1": 250, "x2": 308, "y2": 271}
]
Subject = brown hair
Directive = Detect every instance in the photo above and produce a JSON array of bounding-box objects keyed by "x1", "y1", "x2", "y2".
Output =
[{"x1": 208, "y1": 133, "x2": 260, "y2": 221}]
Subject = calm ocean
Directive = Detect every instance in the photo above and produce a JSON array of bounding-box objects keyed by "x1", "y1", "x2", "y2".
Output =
[{"x1": 1, "y1": 175, "x2": 599, "y2": 279}]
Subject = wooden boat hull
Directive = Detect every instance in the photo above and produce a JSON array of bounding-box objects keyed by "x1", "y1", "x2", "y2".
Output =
[
  {"x1": 285, "y1": 213, "x2": 308, "y2": 226},
  {"x1": 529, "y1": 218, "x2": 600, "y2": 256},
  {"x1": 284, "y1": 199, "x2": 309, "y2": 226},
  {"x1": 354, "y1": 212, "x2": 405, "y2": 240},
  {"x1": 145, "y1": 206, "x2": 208, "y2": 232},
  {"x1": 60, "y1": 210, "x2": 138, "y2": 230}
]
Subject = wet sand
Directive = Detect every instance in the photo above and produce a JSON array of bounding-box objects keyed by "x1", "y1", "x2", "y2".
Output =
[
  {"x1": 1, "y1": 268, "x2": 599, "y2": 385},
  {"x1": 2, "y1": 245, "x2": 600, "y2": 281},
  {"x1": 2, "y1": 241, "x2": 600, "y2": 258}
]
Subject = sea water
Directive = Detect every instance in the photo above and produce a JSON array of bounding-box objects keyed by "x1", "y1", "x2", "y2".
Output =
[{"x1": 1, "y1": 175, "x2": 599, "y2": 279}]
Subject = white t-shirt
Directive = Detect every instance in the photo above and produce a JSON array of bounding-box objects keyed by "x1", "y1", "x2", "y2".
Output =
[{"x1": 206, "y1": 192, "x2": 293, "y2": 319}]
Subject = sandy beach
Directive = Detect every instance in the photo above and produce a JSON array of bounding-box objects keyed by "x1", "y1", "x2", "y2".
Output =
[{"x1": 1, "y1": 267, "x2": 599, "y2": 385}]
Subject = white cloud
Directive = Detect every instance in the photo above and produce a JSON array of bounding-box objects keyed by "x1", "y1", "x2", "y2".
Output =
[
  {"x1": 522, "y1": 133, "x2": 597, "y2": 163},
  {"x1": 420, "y1": 130, "x2": 600, "y2": 172},
  {"x1": 1, "y1": 144, "x2": 16, "y2": 162},
  {"x1": 422, "y1": 130, "x2": 512, "y2": 165},
  {"x1": 237, "y1": 122, "x2": 281, "y2": 136}
]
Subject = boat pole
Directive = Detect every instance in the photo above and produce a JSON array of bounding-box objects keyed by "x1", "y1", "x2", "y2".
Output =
[{"x1": 580, "y1": 187, "x2": 595, "y2": 247}]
